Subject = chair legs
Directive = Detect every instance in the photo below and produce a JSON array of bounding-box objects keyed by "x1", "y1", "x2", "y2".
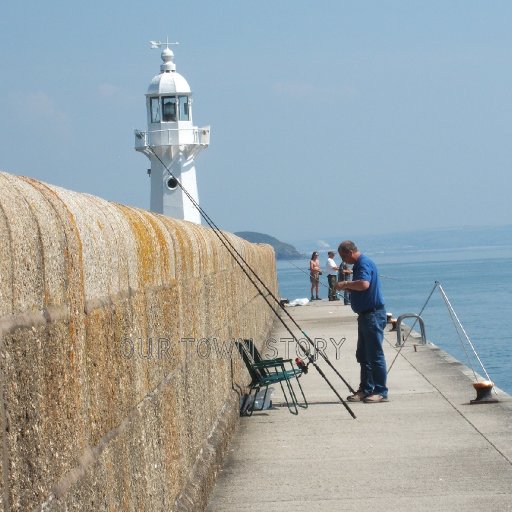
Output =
[
  {"x1": 248, "y1": 371, "x2": 308, "y2": 416},
  {"x1": 292, "y1": 373, "x2": 308, "y2": 410},
  {"x1": 274, "y1": 368, "x2": 308, "y2": 414}
]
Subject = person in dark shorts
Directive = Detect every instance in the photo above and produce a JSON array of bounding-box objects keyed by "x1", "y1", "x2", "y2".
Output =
[{"x1": 309, "y1": 251, "x2": 321, "y2": 301}]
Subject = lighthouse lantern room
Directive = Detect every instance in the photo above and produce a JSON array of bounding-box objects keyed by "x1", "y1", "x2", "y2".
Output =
[{"x1": 135, "y1": 41, "x2": 210, "y2": 223}]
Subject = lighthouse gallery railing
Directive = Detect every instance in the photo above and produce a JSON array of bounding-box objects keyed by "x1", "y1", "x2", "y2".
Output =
[{"x1": 134, "y1": 126, "x2": 210, "y2": 149}]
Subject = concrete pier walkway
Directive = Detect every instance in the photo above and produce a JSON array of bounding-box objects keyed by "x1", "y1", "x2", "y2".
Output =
[{"x1": 207, "y1": 300, "x2": 512, "y2": 511}]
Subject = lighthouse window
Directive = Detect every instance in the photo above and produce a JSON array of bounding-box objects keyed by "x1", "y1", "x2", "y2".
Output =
[
  {"x1": 150, "y1": 97, "x2": 161, "y2": 123},
  {"x1": 162, "y1": 97, "x2": 177, "y2": 122},
  {"x1": 179, "y1": 96, "x2": 190, "y2": 121}
]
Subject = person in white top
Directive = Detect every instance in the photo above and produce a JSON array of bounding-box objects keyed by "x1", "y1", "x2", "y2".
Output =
[{"x1": 326, "y1": 251, "x2": 340, "y2": 301}]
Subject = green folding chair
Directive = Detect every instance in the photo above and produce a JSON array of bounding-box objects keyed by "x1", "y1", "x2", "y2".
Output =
[{"x1": 237, "y1": 339, "x2": 308, "y2": 416}]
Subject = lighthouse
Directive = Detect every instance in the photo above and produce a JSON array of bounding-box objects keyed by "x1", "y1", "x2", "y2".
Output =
[{"x1": 135, "y1": 41, "x2": 210, "y2": 223}]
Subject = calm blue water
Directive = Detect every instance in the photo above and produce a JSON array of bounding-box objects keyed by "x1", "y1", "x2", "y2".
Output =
[{"x1": 276, "y1": 248, "x2": 512, "y2": 395}]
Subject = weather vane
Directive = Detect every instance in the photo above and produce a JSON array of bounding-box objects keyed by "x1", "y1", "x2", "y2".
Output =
[{"x1": 149, "y1": 37, "x2": 180, "y2": 49}]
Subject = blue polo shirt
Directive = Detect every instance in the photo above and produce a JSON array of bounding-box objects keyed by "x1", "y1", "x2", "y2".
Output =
[{"x1": 350, "y1": 254, "x2": 384, "y2": 314}]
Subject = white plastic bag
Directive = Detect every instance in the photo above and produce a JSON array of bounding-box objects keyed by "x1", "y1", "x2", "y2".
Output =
[{"x1": 287, "y1": 298, "x2": 310, "y2": 307}]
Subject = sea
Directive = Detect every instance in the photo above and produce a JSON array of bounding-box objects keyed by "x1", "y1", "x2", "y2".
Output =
[{"x1": 276, "y1": 230, "x2": 512, "y2": 395}]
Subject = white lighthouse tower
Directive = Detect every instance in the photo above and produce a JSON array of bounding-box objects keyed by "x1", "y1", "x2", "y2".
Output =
[{"x1": 135, "y1": 41, "x2": 210, "y2": 223}]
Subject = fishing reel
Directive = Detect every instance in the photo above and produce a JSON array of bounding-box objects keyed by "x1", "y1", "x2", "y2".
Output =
[{"x1": 295, "y1": 357, "x2": 309, "y2": 374}]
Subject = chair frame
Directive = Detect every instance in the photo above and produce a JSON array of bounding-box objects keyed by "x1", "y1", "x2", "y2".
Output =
[{"x1": 237, "y1": 339, "x2": 308, "y2": 416}]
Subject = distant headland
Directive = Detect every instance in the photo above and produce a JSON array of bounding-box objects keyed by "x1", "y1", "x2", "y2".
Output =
[{"x1": 235, "y1": 231, "x2": 303, "y2": 260}]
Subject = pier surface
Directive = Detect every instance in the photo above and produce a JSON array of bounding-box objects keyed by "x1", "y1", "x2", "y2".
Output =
[{"x1": 207, "y1": 301, "x2": 512, "y2": 511}]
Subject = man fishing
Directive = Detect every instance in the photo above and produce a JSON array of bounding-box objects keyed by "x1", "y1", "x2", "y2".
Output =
[{"x1": 335, "y1": 240, "x2": 388, "y2": 403}]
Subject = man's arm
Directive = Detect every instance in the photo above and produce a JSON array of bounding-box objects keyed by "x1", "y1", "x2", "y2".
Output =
[{"x1": 335, "y1": 279, "x2": 369, "y2": 291}]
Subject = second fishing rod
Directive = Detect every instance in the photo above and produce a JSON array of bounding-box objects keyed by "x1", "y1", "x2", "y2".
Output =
[{"x1": 146, "y1": 146, "x2": 357, "y2": 418}]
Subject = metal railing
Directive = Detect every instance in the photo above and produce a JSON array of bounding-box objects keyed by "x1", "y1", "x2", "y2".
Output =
[
  {"x1": 134, "y1": 126, "x2": 210, "y2": 149},
  {"x1": 395, "y1": 313, "x2": 427, "y2": 347}
]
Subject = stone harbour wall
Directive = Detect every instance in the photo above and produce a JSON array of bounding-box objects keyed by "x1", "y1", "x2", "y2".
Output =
[{"x1": 0, "y1": 171, "x2": 278, "y2": 511}]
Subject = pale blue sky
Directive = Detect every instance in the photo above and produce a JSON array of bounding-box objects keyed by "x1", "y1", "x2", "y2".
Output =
[{"x1": 1, "y1": 1, "x2": 511, "y2": 242}]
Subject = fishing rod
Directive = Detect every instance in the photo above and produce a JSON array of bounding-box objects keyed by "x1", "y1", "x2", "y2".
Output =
[
  {"x1": 282, "y1": 258, "x2": 333, "y2": 296},
  {"x1": 379, "y1": 274, "x2": 402, "y2": 281},
  {"x1": 146, "y1": 147, "x2": 356, "y2": 418},
  {"x1": 211, "y1": 251, "x2": 356, "y2": 396},
  {"x1": 284, "y1": 257, "x2": 400, "y2": 278},
  {"x1": 284, "y1": 258, "x2": 351, "y2": 304},
  {"x1": 387, "y1": 281, "x2": 438, "y2": 373},
  {"x1": 284, "y1": 258, "x2": 400, "y2": 293},
  {"x1": 200, "y1": 238, "x2": 356, "y2": 399}
]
